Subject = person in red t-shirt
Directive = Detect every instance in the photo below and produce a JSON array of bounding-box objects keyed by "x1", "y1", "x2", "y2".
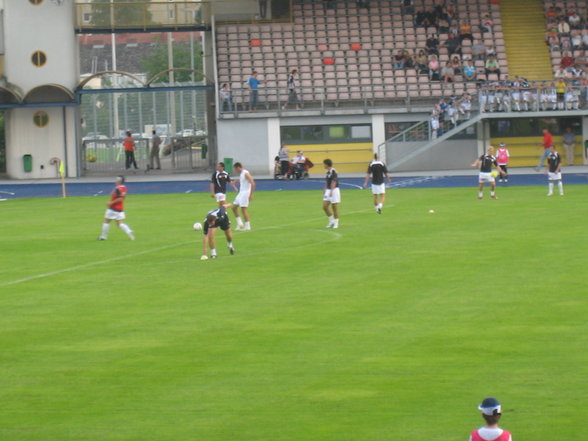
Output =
[
  {"x1": 124, "y1": 131, "x2": 138, "y2": 170},
  {"x1": 536, "y1": 128, "x2": 554, "y2": 170},
  {"x1": 469, "y1": 397, "x2": 512, "y2": 441},
  {"x1": 98, "y1": 176, "x2": 135, "y2": 241}
]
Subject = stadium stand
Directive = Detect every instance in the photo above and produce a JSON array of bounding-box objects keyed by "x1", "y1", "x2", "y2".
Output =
[
  {"x1": 215, "y1": 0, "x2": 509, "y2": 112},
  {"x1": 543, "y1": 0, "x2": 588, "y2": 76}
]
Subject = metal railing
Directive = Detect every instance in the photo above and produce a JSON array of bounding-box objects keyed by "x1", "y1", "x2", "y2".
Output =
[
  {"x1": 81, "y1": 135, "x2": 209, "y2": 174},
  {"x1": 478, "y1": 84, "x2": 587, "y2": 113},
  {"x1": 218, "y1": 83, "x2": 588, "y2": 116},
  {"x1": 218, "y1": 84, "x2": 455, "y2": 116},
  {"x1": 75, "y1": 1, "x2": 212, "y2": 32}
]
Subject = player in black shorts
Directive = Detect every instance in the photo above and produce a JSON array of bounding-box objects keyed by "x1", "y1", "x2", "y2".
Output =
[
  {"x1": 471, "y1": 146, "x2": 505, "y2": 200},
  {"x1": 210, "y1": 162, "x2": 237, "y2": 207},
  {"x1": 200, "y1": 205, "x2": 235, "y2": 260}
]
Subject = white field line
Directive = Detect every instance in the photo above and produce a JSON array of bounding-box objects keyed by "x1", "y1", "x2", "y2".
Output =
[{"x1": 1, "y1": 210, "x2": 369, "y2": 287}]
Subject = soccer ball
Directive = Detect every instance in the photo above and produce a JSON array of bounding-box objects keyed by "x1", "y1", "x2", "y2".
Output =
[
  {"x1": 491, "y1": 170, "x2": 500, "y2": 178},
  {"x1": 193, "y1": 222, "x2": 203, "y2": 231}
]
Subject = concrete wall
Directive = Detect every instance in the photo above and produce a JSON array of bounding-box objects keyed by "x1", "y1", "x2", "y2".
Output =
[
  {"x1": 6, "y1": 106, "x2": 78, "y2": 179},
  {"x1": 217, "y1": 118, "x2": 274, "y2": 175},
  {"x1": 387, "y1": 139, "x2": 478, "y2": 172},
  {"x1": 4, "y1": 0, "x2": 78, "y2": 93}
]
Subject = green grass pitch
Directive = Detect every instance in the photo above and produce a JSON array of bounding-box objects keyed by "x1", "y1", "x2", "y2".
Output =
[{"x1": 1, "y1": 186, "x2": 587, "y2": 441}]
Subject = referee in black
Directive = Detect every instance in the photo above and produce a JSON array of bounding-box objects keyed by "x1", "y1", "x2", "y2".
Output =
[{"x1": 363, "y1": 154, "x2": 391, "y2": 214}]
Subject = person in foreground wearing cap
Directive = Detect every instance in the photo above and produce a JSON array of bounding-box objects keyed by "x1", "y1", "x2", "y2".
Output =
[
  {"x1": 469, "y1": 397, "x2": 512, "y2": 441},
  {"x1": 98, "y1": 176, "x2": 135, "y2": 241},
  {"x1": 496, "y1": 143, "x2": 510, "y2": 183}
]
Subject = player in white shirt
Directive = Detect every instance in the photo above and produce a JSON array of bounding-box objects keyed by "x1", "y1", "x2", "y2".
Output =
[
  {"x1": 469, "y1": 397, "x2": 513, "y2": 441},
  {"x1": 231, "y1": 162, "x2": 255, "y2": 231},
  {"x1": 430, "y1": 109, "x2": 440, "y2": 139},
  {"x1": 564, "y1": 86, "x2": 579, "y2": 110},
  {"x1": 446, "y1": 101, "x2": 458, "y2": 127},
  {"x1": 539, "y1": 83, "x2": 551, "y2": 111}
]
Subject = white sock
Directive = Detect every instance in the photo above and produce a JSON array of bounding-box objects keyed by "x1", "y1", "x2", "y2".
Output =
[
  {"x1": 478, "y1": 191, "x2": 483, "y2": 198},
  {"x1": 101, "y1": 222, "x2": 110, "y2": 239},
  {"x1": 245, "y1": 221, "x2": 251, "y2": 229},
  {"x1": 378, "y1": 203, "x2": 383, "y2": 208},
  {"x1": 236, "y1": 216, "x2": 243, "y2": 227},
  {"x1": 211, "y1": 248, "x2": 217, "y2": 257},
  {"x1": 119, "y1": 223, "x2": 134, "y2": 239},
  {"x1": 558, "y1": 181, "x2": 564, "y2": 194},
  {"x1": 333, "y1": 218, "x2": 339, "y2": 227},
  {"x1": 227, "y1": 241, "x2": 233, "y2": 248},
  {"x1": 548, "y1": 182, "x2": 554, "y2": 193},
  {"x1": 328, "y1": 215, "x2": 334, "y2": 223},
  {"x1": 490, "y1": 191, "x2": 495, "y2": 196}
]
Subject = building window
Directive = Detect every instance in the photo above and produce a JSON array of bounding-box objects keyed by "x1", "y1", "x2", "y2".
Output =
[
  {"x1": 33, "y1": 111, "x2": 49, "y2": 128},
  {"x1": 83, "y1": 12, "x2": 92, "y2": 23},
  {"x1": 31, "y1": 51, "x2": 47, "y2": 67},
  {"x1": 29, "y1": 0, "x2": 43, "y2": 5}
]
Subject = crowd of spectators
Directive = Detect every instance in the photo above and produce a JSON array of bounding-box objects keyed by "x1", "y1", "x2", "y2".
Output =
[
  {"x1": 386, "y1": 0, "x2": 501, "y2": 82},
  {"x1": 545, "y1": 4, "x2": 588, "y2": 78},
  {"x1": 429, "y1": 92, "x2": 473, "y2": 138},
  {"x1": 478, "y1": 76, "x2": 585, "y2": 112}
]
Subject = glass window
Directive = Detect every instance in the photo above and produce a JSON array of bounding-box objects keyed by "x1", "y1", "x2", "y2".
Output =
[
  {"x1": 33, "y1": 111, "x2": 49, "y2": 128},
  {"x1": 31, "y1": 51, "x2": 47, "y2": 67},
  {"x1": 302, "y1": 126, "x2": 324, "y2": 141},
  {"x1": 489, "y1": 117, "x2": 581, "y2": 137},
  {"x1": 351, "y1": 125, "x2": 371, "y2": 139},
  {"x1": 329, "y1": 125, "x2": 346, "y2": 139}
]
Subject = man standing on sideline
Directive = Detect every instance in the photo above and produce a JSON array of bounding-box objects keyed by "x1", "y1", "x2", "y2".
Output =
[
  {"x1": 469, "y1": 397, "x2": 512, "y2": 441},
  {"x1": 282, "y1": 69, "x2": 301, "y2": 110},
  {"x1": 98, "y1": 176, "x2": 135, "y2": 241},
  {"x1": 210, "y1": 162, "x2": 237, "y2": 207},
  {"x1": 471, "y1": 146, "x2": 505, "y2": 200},
  {"x1": 278, "y1": 143, "x2": 290, "y2": 178},
  {"x1": 363, "y1": 153, "x2": 391, "y2": 214},
  {"x1": 496, "y1": 143, "x2": 510, "y2": 183},
  {"x1": 248, "y1": 71, "x2": 262, "y2": 111},
  {"x1": 149, "y1": 130, "x2": 162, "y2": 170},
  {"x1": 546, "y1": 145, "x2": 564, "y2": 196},
  {"x1": 323, "y1": 158, "x2": 341, "y2": 228},
  {"x1": 200, "y1": 204, "x2": 235, "y2": 260},
  {"x1": 562, "y1": 126, "x2": 576, "y2": 165},
  {"x1": 536, "y1": 128, "x2": 554, "y2": 171},
  {"x1": 219, "y1": 83, "x2": 233, "y2": 112},
  {"x1": 232, "y1": 162, "x2": 255, "y2": 231},
  {"x1": 124, "y1": 131, "x2": 138, "y2": 170}
]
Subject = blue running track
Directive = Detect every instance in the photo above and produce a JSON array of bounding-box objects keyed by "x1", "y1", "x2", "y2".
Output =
[{"x1": 1, "y1": 174, "x2": 587, "y2": 200}]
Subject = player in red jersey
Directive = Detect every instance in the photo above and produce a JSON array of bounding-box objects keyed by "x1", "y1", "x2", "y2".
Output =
[
  {"x1": 98, "y1": 176, "x2": 135, "y2": 240},
  {"x1": 469, "y1": 397, "x2": 512, "y2": 441}
]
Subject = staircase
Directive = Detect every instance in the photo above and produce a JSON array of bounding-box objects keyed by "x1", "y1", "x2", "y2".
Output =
[{"x1": 500, "y1": 0, "x2": 552, "y2": 80}]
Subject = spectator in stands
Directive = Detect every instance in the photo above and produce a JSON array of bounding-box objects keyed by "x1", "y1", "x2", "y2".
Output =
[
  {"x1": 448, "y1": 22, "x2": 460, "y2": 37},
  {"x1": 441, "y1": 61, "x2": 455, "y2": 83},
  {"x1": 568, "y1": 10, "x2": 583, "y2": 30},
  {"x1": 481, "y1": 14, "x2": 493, "y2": 33},
  {"x1": 463, "y1": 60, "x2": 476, "y2": 81},
  {"x1": 425, "y1": 34, "x2": 439, "y2": 55},
  {"x1": 546, "y1": 5, "x2": 559, "y2": 19},
  {"x1": 323, "y1": 0, "x2": 336, "y2": 12},
  {"x1": 402, "y1": 0, "x2": 414, "y2": 15},
  {"x1": 444, "y1": 33, "x2": 462, "y2": 56},
  {"x1": 554, "y1": 66, "x2": 567, "y2": 79},
  {"x1": 485, "y1": 44, "x2": 496, "y2": 58},
  {"x1": 393, "y1": 50, "x2": 406, "y2": 69},
  {"x1": 569, "y1": 64, "x2": 586, "y2": 83},
  {"x1": 248, "y1": 71, "x2": 263, "y2": 111},
  {"x1": 571, "y1": 31, "x2": 582, "y2": 52},
  {"x1": 404, "y1": 50, "x2": 415, "y2": 69},
  {"x1": 560, "y1": 36, "x2": 573, "y2": 53},
  {"x1": 438, "y1": 16, "x2": 450, "y2": 34},
  {"x1": 558, "y1": 18, "x2": 571, "y2": 37},
  {"x1": 356, "y1": 0, "x2": 369, "y2": 11},
  {"x1": 258, "y1": 0, "x2": 267, "y2": 19},
  {"x1": 416, "y1": 49, "x2": 429, "y2": 74},
  {"x1": 472, "y1": 39, "x2": 486, "y2": 61},
  {"x1": 451, "y1": 55, "x2": 462, "y2": 75},
  {"x1": 546, "y1": 34, "x2": 560, "y2": 51},
  {"x1": 282, "y1": 69, "x2": 301, "y2": 110},
  {"x1": 555, "y1": 78, "x2": 567, "y2": 109},
  {"x1": 459, "y1": 20, "x2": 473, "y2": 43},
  {"x1": 560, "y1": 51, "x2": 575, "y2": 71},
  {"x1": 415, "y1": 7, "x2": 426, "y2": 27},
  {"x1": 582, "y1": 30, "x2": 588, "y2": 50},
  {"x1": 485, "y1": 54, "x2": 501, "y2": 79},
  {"x1": 219, "y1": 83, "x2": 233, "y2": 112},
  {"x1": 428, "y1": 54, "x2": 440, "y2": 81}
]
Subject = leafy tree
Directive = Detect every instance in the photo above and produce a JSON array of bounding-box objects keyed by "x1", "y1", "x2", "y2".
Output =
[
  {"x1": 141, "y1": 39, "x2": 204, "y2": 83},
  {"x1": 90, "y1": 0, "x2": 152, "y2": 27}
]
